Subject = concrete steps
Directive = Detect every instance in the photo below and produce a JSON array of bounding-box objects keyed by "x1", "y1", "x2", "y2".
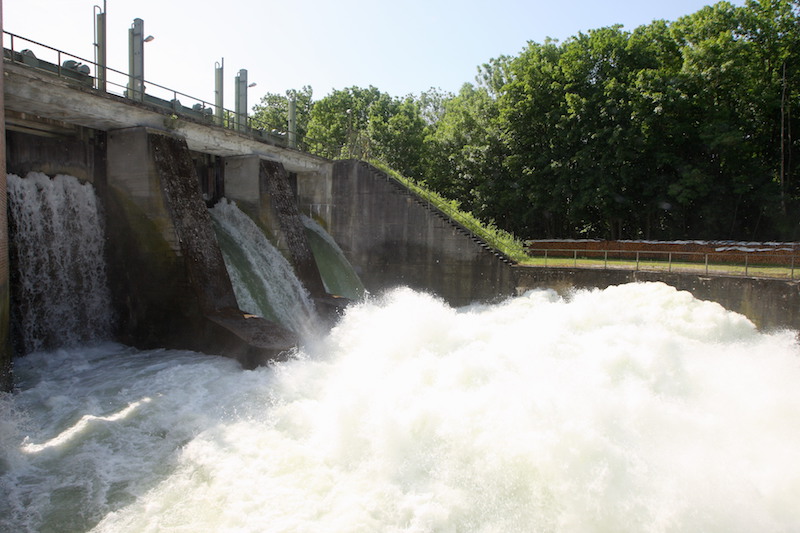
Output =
[{"x1": 360, "y1": 162, "x2": 515, "y2": 265}]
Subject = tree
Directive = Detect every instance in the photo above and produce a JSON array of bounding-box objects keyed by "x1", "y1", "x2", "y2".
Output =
[
  {"x1": 306, "y1": 86, "x2": 428, "y2": 179},
  {"x1": 251, "y1": 86, "x2": 314, "y2": 147}
]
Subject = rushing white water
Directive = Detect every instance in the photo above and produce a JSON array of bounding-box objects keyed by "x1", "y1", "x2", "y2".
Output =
[
  {"x1": 210, "y1": 199, "x2": 318, "y2": 337},
  {"x1": 1, "y1": 282, "x2": 800, "y2": 532},
  {"x1": 7, "y1": 172, "x2": 113, "y2": 353}
]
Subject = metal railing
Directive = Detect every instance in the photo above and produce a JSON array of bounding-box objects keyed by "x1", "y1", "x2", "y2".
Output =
[
  {"x1": 2, "y1": 30, "x2": 295, "y2": 145},
  {"x1": 525, "y1": 247, "x2": 798, "y2": 280}
]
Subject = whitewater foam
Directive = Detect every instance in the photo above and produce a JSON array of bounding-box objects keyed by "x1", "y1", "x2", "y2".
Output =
[{"x1": 1, "y1": 283, "x2": 799, "y2": 532}]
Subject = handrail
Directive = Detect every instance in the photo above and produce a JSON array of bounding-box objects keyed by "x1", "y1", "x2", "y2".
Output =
[
  {"x1": 526, "y1": 247, "x2": 798, "y2": 280},
  {"x1": 1, "y1": 30, "x2": 302, "y2": 146}
]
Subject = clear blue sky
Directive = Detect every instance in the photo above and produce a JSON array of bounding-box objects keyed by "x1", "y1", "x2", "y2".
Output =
[{"x1": 4, "y1": 0, "x2": 741, "y2": 109}]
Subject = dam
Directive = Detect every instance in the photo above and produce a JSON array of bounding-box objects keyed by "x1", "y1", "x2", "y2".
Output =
[
  {"x1": 0, "y1": 28, "x2": 518, "y2": 386},
  {"x1": 3, "y1": 20, "x2": 800, "y2": 533},
  {"x1": 2, "y1": 25, "x2": 800, "y2": 381}
]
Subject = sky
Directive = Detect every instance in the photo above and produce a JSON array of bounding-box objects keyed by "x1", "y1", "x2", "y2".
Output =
[{"x1": 3, "y1": 0, "x2": 742, "y2": 110}]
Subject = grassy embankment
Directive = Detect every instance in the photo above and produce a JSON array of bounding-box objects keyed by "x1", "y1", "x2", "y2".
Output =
[
  {"x1": 371, "y1": 161, "x2": 530, "y2": 263},
  {"x1": 373, "y1": 162, "x2": 798, "y2": 279}
]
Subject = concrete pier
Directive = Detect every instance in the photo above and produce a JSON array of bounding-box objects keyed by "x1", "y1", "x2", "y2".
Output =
[{"x1": 105, "y1": 127, "x2": 296, "y2": 366}]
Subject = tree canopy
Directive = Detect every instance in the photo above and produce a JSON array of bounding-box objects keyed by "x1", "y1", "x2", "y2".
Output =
[{"x1": 251, "y1": 0, "x2": 800, "y2": 241}]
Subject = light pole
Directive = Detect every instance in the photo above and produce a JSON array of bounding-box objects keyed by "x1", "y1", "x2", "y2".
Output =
[
  {"x1": 127, "y1": 18, "x2": 154, "y2": 101},
  {"x1": 234, "y1": 69, "x2": 256, "y2": 132}
]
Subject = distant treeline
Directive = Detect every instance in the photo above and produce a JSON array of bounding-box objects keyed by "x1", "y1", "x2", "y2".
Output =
[{"x1": 252, "y1": 0, "x2": 800, "y2": 241}]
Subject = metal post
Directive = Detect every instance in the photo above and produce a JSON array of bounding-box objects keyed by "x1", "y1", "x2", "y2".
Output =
[
  {"x1": 573, "y1": 249, "x2": 577, "y2": 268},
  {"x1": 94, "y1": 1, "x2": 107, "y2": 92},
  {"x1": 636, "y1": 251, "x2": 640, "y2": 271},
  {"x1": 288, "y1": 92, "x2": 297, "y2": 149},
  {"x1": 214, "y1": 59, "x2": 224, "y2": 126},
  {"x1": 128, "y1": 18, "x2": 145, "y2": 101},
  {"x1": 668, "y1": 252, "x2": 672, "y2": 272},
  {"x1": 745, "y1": 253, "x2": 749, "y2": 276},
  {"x1": 604, "y1": 251, "x2": 608, "y2": 269},
  {"x1": 235, "y1": 69, "x2": 248, "y2": 132}
]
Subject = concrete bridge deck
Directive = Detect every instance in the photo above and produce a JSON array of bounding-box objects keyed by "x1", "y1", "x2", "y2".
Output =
[{"x1": 3, "y1": 60, "x2": 327, "y2": 175}]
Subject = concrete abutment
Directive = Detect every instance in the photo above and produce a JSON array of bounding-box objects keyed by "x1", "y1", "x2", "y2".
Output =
[{"x1": 105, "y1": 127, "x2": 297, "y2": 366}]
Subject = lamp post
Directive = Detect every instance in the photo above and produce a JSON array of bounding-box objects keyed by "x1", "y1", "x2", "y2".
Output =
[
  {"x1": 127, "y1": 18, "x2": 154, "y2": 101},
  {"x1": 234, "y1": 69, "x2": 256, "y2": 132}
]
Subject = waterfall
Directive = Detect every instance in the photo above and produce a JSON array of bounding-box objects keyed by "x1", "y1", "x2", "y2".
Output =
[
  {"x1": 302, "y1": 215, "x2": 366, "y2": 300},
  {"x1": 209, "y1": 199, "x2": 317, "y2": 337},
  {"x1": 7, "y1": 172, "x2": 114, "y2": 353}
]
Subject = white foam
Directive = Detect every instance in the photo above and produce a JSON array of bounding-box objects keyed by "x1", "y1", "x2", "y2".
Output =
[{"x1": 2, "y1": 283, "x2": 799, "y2": 532}]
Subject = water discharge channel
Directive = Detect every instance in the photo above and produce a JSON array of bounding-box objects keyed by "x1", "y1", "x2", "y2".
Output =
[{"x1": 2, "y1": 173, "x2": 800, "y2": 531}]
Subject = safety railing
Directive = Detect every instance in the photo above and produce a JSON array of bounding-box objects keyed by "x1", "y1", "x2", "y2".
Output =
[
  {"x1": 2, "y1": 30, "x2": 296, "y2": 145},
  {"x1": 525, "y1": 247, "x2": 799, "y2": 280}
]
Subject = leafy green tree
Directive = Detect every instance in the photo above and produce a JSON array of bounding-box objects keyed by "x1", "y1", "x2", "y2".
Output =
[
  {"x1": 305, "y1": 86, "x2": 428, "y2": 179},
  {"x1": 251, "y1": 86, "x2": 313, "y2": 146},
  {"x1": 423, "y1": 83, "x2": 509, "y2": 224}
]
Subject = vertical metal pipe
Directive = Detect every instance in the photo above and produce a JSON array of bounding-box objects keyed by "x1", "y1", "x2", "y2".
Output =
[
  {"x1": 94, "y1": 2, "x2": 107, "y2": 91},
  {"x1": 214, "y1": 59, "x2": 224, "y2": 126},
  {"x1": 235, "y1": 69, "x2": 248, "y2": 132},
  {"x1": 128, "y1": 18, "x2": 145, "y2": 101},
  {"x1": 288, "y1": 92, "x2": 297, "y2": 148}
]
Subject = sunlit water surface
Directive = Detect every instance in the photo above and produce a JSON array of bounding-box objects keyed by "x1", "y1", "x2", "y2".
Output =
[{"x1": 2, "y1": 283, "x2": 800, "y2": 532}]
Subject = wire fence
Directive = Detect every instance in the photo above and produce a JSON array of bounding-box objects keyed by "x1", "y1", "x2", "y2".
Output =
[{"x1": 525, "y1": 247, "x2": 799, "y2": 280}]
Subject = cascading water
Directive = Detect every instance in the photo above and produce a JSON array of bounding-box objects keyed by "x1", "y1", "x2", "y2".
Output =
[
  {"x1": 302, "y1": 215, "x2": 366, "y2": 300},
  {"x1": 209, "y1": 199, "x2": 318, "y2": 337},
  {"x1": 7, "y1": 172, "x2": 113, "y2": 353},
  {"x1": 2, "y1": 282, "x2": 800, "y2": 532}
]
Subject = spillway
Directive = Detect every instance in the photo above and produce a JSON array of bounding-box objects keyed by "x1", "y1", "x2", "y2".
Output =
[
  {"x1": 210, "y1": 198, "x2": 319, "y2": 338},
  {"x1": 7, "y1": 172, "x2": 113, "y2": 354}
]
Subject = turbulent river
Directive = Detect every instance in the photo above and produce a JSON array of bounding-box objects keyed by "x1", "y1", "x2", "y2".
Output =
[{"x1": 2, "y1": 282, "x2": 800, "y2": 532}]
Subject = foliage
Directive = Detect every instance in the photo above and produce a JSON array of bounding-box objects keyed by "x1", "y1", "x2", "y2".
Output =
[
  {"x1": 250, "y1": 0, "x2": 800, "y2": 242},
  {"x1": 251, "y1": 86, "x2": 313, "y2": 146}
]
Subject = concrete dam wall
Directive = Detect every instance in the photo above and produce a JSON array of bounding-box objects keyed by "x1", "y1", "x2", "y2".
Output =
[
  {"x1": 297, "y1": 160, "x2": 518, "y2": 307},
  {"x1": 4, "y1": 59, "x2": 798, "y2": 378}
]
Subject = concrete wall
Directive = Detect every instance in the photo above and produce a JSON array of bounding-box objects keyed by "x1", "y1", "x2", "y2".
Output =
[
  {"x1": 297, "y1": 160, "x2": 517, "y2": 306},
  {"x1": 223, "y1": 155, "x2": 326, "y2": 294},
  {"x1": 104, "y1": 127, "x2": 296, "y2": 367},
  {"x1": 514, "y1": 266, "x2": 800, "y2": 332},
  {"x1": 5, "y1": 119, "x2": 105, "y2": 183},
  {"x1": 0, "y1": 2, "x2": 11, "y2": 392}
]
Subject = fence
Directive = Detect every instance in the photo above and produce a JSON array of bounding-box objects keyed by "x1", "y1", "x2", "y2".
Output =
[
  {"x1": 525, "y1": 246, "x2": 798, "y2": 280},
  {"x1": 2, "y1": 31, "x2": 297, "y2": 145}
]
